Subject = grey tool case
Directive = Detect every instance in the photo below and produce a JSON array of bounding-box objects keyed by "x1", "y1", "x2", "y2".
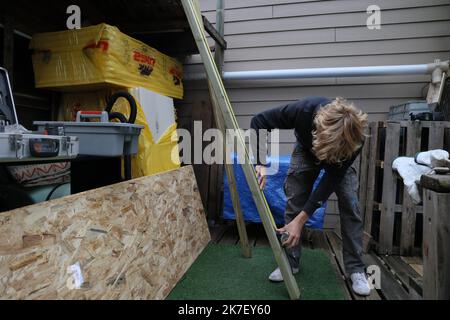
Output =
[
  {"x1": 0, "y1": 67, "x2": 79, "y2": 163},
  {"x1": 34, "y1": 112, "x2": 144, "y2": 157}
]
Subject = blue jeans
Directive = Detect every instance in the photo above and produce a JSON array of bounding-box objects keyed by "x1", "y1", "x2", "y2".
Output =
[{"x1": 283, "y1": 144, "x2": 365, "y2": 275}]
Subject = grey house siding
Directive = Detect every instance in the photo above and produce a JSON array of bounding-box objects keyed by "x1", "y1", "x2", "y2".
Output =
[{"x1": 177, "y1": 0, "x2": 450, "y2": 228}]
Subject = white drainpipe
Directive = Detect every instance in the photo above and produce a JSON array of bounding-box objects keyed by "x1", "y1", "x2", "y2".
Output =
[{"x1": 185, "y1": 60, "x2": 449, "y2": 81}]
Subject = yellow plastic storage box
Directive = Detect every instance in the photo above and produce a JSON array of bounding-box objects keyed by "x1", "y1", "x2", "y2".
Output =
[{"x1": 30, "y1": 24, "x2": 184, "y2": 99}]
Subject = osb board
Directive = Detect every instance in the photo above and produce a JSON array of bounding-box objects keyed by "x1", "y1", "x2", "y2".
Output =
[{"x1": 0, "y1": 165, "x2": 211, "y2": 300}]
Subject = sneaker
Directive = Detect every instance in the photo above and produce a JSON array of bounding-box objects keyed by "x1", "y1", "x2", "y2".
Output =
[
  {"x1": 268, "y1": 267, "x2": 299, "y2": 282},
  {"x1": 350, "y1": 272, "x2": 371, "y2": 296}
]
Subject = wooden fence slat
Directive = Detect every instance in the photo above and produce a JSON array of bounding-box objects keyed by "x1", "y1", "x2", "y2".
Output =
[
  {"x1": 428, "y1": 122, "x2": 445, "y2": 150},
  {"x1": 400, "y1": 121, "x2": 450, "y2": 129},
  {"x1": 358, "y1": 133, "x2": 370, "y2": 224},
  {"x1": 379, "y1": 122, "x2": 401, "y2": 255},
  {"x1": 358, "y1": 126, "x2": 370, "y2": 252},
  {"x1": 401, "y1": 122, "x2": 422, "y2": 256},
  {"x1": 364, "y1": 123, "x2": 380, "y2": 242},
  {"x1": 373, "y1": 203, "x2": 424, "y2": 215}
]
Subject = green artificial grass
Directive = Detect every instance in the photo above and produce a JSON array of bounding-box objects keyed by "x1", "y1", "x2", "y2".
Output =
[{"x1": 167, "y1": 244, "x2": 345, "y2": 300}]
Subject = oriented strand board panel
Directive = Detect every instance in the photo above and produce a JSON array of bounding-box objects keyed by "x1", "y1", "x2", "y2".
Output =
[{"x1": 0, "y1": 166, "x2": 211, "y2": 300}]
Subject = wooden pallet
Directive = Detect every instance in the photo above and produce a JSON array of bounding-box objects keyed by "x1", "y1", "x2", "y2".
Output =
[{"x1": 360, "y1": 121, "x2": 450, "y2": 256}]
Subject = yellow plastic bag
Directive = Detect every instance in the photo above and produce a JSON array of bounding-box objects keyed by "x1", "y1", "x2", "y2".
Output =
[
  {"x1": 59, "y1": 89, "x2": 180, "y2": 178},
  {"x1": 132, "y1": 123, "x2": 181, "y2": 178},
  {"x1": 30, "y1": 24, "x2": 184, "y2": 99}
]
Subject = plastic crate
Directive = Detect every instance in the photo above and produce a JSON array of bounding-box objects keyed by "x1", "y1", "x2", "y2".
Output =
[{"x1": 388, "y1": 101, "x2": 430, "y2": 121}]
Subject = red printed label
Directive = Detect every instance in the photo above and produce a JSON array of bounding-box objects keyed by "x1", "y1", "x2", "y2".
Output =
[{"x1": 133, "y1": 51, "x2": 156, "y2": 66}]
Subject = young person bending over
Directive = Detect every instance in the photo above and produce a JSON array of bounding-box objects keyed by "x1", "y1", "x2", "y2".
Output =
[{"x1": 251, "y1": 97, "x2": 371, "y2": 296}]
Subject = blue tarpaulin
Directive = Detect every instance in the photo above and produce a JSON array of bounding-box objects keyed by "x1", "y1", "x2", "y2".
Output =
[{"x1": 223, "y1": 154, "x2": 327, "y2": 230}]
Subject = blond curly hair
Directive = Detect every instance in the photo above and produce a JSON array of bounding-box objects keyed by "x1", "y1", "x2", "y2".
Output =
[{"x1": 312, "y1": 98, "x2": 368, "y2": 164}]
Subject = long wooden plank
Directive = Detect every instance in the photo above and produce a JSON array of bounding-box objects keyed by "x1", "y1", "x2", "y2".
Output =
[
  {"x1": 210, "y1": 85, "x2": 252, "y2": 258},
  {"x1": 399, "y1": 121, "x2": 450, "y2": 129},
  {"x1": 379, "y1": 122, "x2": 401, "y2": 255},
  {"x1": 324, "y1": 231, "x2": 354, "y2": 300},
  {"x1": 363, "y1": 254, "x2": 411, "y2": 301},
  {"x1": 358, "y1": 132, "x2": 370, "y2": 226},
  {"x1": 209, "y1": 0, "x2": 226, "y2": 225},
  {"x1": 374, "y1": 203, "x2": 424, "y2": 215},
  {"x1": 182, "y1": 0, "x2": 300, "y2": 300},
  {"x1": 363, "y1": 122, "x2": 380, "y2": 242},
  {"x1": 325, "y1": 231, "x2": 381, "y2": 300},
  {"x1": 0, "y1": 166, "x2": 211, "y2": 300},
  {"x1": 401, "y1": 257, "x2": 424, "y2": 275},
  {"x1": 206, "y1": 0, "x2": 250, "y2": 256},
  {"x1": 381, "y1": 255, "x2": 422, "y2": 299},
  {"x1": 400, "y1": 122, "x2": 422, "y2": 256}
]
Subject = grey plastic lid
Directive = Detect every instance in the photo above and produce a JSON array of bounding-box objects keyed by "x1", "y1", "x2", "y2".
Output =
[{"x1": 34, "y1": 121, "x2": 144, "y2": 129}]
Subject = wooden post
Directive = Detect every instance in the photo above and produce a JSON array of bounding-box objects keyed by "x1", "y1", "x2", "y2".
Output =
[
  {"x1": 195, "y1": 0, "x2": 251, "y2": 258},
  {"x1": 214, "y1": 0, "x2": 225, "y2": 69},
  {"x1": 209, "y1": 0, "x2": 226, "y2": 224},
  {"x1": 182, "y1": 0, "x2": 301, "y2": 299},
  {"x1": 423, "y1": 181, "x2": 450, "y2": 300},
  {"x1": 379, "y1": 122, "x2": 401, "y2": 255},
  {"x1": 210, "y1": 88, "x2": 252, "y2": 258},
  {"x1": 400, "y1": 122, "x2": 421, "y2": 256}
]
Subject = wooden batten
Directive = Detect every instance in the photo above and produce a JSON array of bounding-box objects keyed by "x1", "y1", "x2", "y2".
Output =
[
  {"x1": 0, "y1": 166, "x2": 211, "y2": 300},
  {"x1": 181, "y1": 0, "x2": 301, "y2": 300}
]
